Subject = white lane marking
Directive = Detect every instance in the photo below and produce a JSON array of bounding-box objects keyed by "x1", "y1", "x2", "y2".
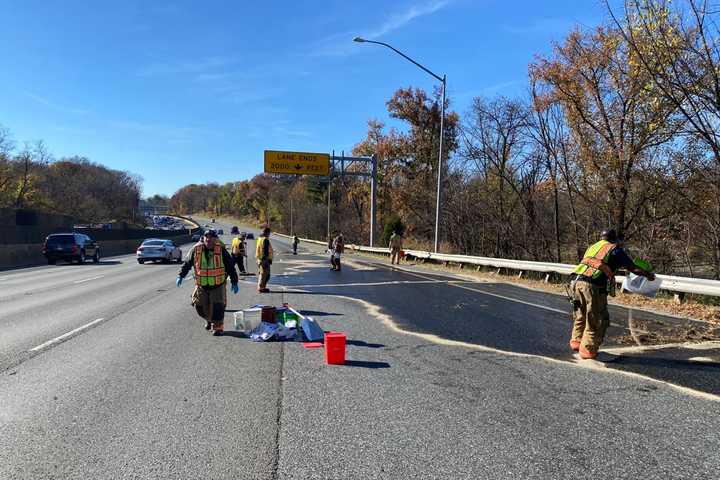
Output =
[
  {"x1": 73, "y1": 275, "x2": 105, "y2": 284},
  {"x1": 289, "y1": 280, "x2": 444, "y2": 288},
  {"x1": 689, "y1": 357, "x2": 719, "y2": 363},
  {"x1": 29, "y1": 318, "x2": 106, "y2": 352}
]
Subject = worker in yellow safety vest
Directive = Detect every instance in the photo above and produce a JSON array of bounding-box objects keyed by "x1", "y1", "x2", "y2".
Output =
[
  {"x1": 231, "y1": 233, "x2": 247, "y2": 274},
  {"x1": 176, "y1": 229, "x2": 239, "y2": 335},
  {"x1": 570, "y1": 229, "x2": 654, "y2": 359},
  {"x1": 255, "y1": 227, "x2": 273, "y2": 293}
]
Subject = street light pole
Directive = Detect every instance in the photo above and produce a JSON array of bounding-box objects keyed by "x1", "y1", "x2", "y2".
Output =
[
  {"x1": 435, "y1": 75, "x2": 445, "y2": 254},
  {"x1": 353, "y1": 36, "x2": 446, "y2": 253}
]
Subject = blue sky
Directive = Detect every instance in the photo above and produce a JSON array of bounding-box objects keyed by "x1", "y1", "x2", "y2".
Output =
[{"x1": 0, "y1": 0, "x2": 610, "y2": 197}]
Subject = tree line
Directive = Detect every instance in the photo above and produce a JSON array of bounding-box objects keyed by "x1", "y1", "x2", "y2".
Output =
[
  {"x1": 168, "y1": 0, "x2": 718, "y2": 280},
  {"x1": 0, "y1": 126, "x2": 142, "y2": 224}
]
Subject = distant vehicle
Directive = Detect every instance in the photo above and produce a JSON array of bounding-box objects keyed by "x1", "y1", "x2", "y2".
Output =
[
  {"x1": 191, "y1": 233, "x2": 201, "y2": 242},
  {"x1": 245, "y1": 232, "x2": 254, "y2": 240},
  {"x1": 43, "y1": 233, "x2": 100, "y2": 264},
  {"x1": 231, "y1": 226, "x2": 239, "y2": 234},
  {"x1": 137, "y1": 239, "x2": 182, "y2": 264}
]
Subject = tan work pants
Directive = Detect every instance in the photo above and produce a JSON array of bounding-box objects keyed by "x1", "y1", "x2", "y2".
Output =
[
  {"x1": 571, "y1": 280, "x2": 610, "y2": 354},
  {"x1": 192, "y1": 284, "x2": 227, "y2": 330},
  {"x1": 257, "y1": 260, "x2": 271, "y2": 290},
  {"x1": 390, "y1": 248, "x2": 401, "y2": 264}
]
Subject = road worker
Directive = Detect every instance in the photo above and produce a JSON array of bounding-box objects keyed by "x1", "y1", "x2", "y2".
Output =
[
  {"x1": 327, "y1": 234, "x2": 334, "y2": 269},
  {"x1": 331, "y1": 232, "x2": 344, "y2": 271},
  {"x1": 176, "y1": 229, "x2": 239, "y2": 335},
  {"x1": 389, "y1": 230, "x2": 404, "y2": 265},
  {"x1": 256, "y1": 227, "x2": 273, "y2": 293},
  {"x1": 292, "y1": 235, "x2": 299, "y2": 255},
  {"x1": 231, "y1": 233, "x2": 247, "y2": 274},
  {"x1": 570, "y1": 229, "x2": 654, "y2": 359}
]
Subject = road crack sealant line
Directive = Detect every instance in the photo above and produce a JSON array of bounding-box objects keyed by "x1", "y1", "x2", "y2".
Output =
[
  {"x1": 286, "y1": 252, "x2": 720, "y2": 404},
  {"x1": 270, "y1": 338, "x2": 285, "y2": 480}
]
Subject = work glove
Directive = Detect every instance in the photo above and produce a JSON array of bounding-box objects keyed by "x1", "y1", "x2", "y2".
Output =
[
  {"x1": 231, "y1": 283, "x2": 239, "y2": 294},
  {"x1": 176, "y1": 277, "x2": 183, "y2": 287}
]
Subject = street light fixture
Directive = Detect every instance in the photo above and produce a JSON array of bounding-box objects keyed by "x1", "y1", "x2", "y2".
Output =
[{"x1": 354, "y1": 36, "x2": 446, "y2": 254}]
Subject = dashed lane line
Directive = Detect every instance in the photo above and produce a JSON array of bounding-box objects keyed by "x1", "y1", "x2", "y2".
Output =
[
  {"x1": 73, "y1": 275, "x2": 105, "y2": 284},
  {"x1": 29, "y1": 318, "x2": 106, "y2": 352}
]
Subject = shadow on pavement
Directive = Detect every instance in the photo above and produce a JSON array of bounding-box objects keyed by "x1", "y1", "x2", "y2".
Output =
[
  {"x1": 609, "y1": 351, "x2": 720, "y2": 396},
  {"x1": 219, "y1": 331, "x2": 247, "y2": 339},
  {"x1": 346, "y1": 340, "x2": 385, "y2": 349},
  {"x1": 342, "y1": 360, "x2": 391, "y2": 369},
  {"x1": 299, "y1": 310, "x2": 343, "y2": 317}
]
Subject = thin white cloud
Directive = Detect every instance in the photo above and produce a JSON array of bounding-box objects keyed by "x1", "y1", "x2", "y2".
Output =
[
  {"x1": 366, "y1": 0, "x2": 450, "y2": 38},
  {"x1": 24, "y1": 93, "x2": 89, "y2": 116},
  {"x1": 313, "y1": 0, "x2": 453, "y2": 57}
]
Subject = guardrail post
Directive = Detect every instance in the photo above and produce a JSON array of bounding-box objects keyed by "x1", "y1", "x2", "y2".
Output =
[
  {"x1": 544, "y1": 273, "x2": 551, "y2": 283},
  {"x1": 674, "y1": 292, "x2": 685, "y2": 304}
]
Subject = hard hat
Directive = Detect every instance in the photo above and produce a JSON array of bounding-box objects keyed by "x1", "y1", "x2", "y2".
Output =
[{"x1": 601, "y1": 229, "x2": 618, "y2": 242}]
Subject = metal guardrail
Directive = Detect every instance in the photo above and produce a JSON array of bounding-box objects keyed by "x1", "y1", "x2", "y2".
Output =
[{"x1": 273, "y1": 233, "x2": 720, "y2": 298}]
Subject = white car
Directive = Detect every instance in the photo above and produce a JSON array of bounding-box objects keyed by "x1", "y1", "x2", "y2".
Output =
[{"x1": 137, "y1": 239, "x2": 183, "y2": 264}]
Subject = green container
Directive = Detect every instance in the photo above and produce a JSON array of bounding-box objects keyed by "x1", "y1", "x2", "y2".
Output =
[{"x1": 274, "y1": 309, "x2": 300, "y2": 326}]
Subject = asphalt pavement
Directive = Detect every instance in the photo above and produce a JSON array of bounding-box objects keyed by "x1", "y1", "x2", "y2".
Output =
[{"x1": 1, "y1": 221, "x2": 719, "y2": 479}]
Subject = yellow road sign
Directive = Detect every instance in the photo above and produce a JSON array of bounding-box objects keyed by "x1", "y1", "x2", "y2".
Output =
[{"x1": 264, "y1": 150, "x2": 330, "y2": 176}]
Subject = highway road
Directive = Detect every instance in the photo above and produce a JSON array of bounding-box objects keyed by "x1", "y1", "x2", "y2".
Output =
[{"x1": 1, "y1": 221, "x2": 719, "y2": 479}]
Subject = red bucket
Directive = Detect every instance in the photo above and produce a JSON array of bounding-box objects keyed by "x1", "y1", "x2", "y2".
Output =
[{"x1": 324, "y1": 332, "x2": 346, "y2": 365}]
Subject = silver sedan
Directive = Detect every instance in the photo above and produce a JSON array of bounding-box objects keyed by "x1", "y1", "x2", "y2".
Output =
[{"x1": 137, "y1": 239, "x2": 182, "y2": 264}]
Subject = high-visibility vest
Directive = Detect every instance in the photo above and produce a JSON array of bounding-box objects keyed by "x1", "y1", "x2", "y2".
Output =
[
  {"x1": 256, "y1": 237, "x2": 273, "y2": 261},
  {"x1": 231, "y1": 237, "x2": 245, "y2": 255},
  {"x1": 193, "y1": 243, "x2": 226, "y2": 287},
  {"x1": 573, "y1": 240, "x2": 617, "y2": 280}
]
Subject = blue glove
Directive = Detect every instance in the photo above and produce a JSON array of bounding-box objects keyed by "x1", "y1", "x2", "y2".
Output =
[
  {"x1": 176, "y1": 277, "x2": 183, "y2": 287},
  {"x1": 231, "y1": 283, "x2": 239, "y2": 294}
]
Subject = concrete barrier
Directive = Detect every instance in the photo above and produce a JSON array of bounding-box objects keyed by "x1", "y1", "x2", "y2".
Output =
[{"x1": 0, "y1": 234, "x2": 192, "y2": 270}]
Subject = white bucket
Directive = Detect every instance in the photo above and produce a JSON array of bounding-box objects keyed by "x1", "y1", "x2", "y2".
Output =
[{"x1": 234, "y1": 308, "x2": 262, "y2": 331}]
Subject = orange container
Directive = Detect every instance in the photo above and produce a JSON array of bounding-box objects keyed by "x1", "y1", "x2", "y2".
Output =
[{"x1": 324, "y1": 332, "x2": 346, "y2": 365}]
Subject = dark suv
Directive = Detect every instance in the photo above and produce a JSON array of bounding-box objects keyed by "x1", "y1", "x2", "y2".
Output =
[{"x1": 43, "y1": 233, "x2": 101, "y2": 264}]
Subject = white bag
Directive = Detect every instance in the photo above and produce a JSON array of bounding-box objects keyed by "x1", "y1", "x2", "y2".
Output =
[
  {"x1": 249, "y1": 322, "x2": 280, "y2": 341},
  {"x1": 622, "y1": 273, "x2": 661, "y2": 298}
]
